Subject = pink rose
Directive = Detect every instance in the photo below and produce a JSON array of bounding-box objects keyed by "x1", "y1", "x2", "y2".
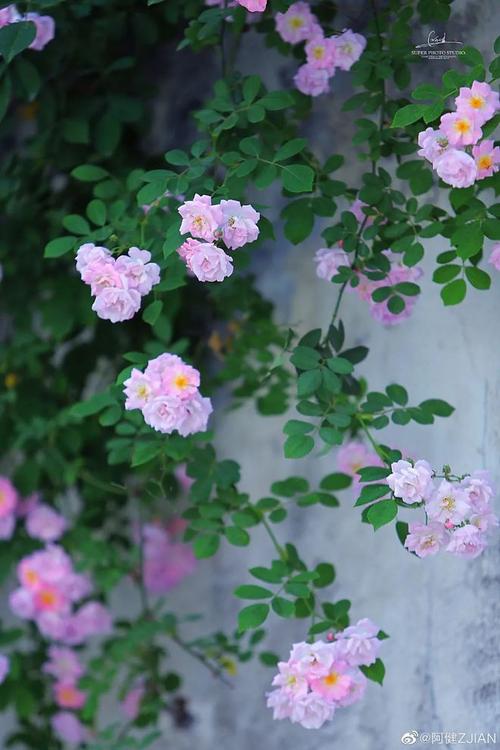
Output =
[
  {"x1": 275, "y1": 2, "x2": 321, "y2": 45},
  {"x1": 315, "y1": 246, "x2": 349, "y2": 281},
  {"x1": 439, "y1": 112, "x2": 482, "y2": 147},
  {"x1": 219, "y1": 199, "x2": 260, "y2": 249},
  {"x1": 27, "y1": 13, "x2": 55, "y2": 51},
  {"x1": 404, "y1": 521, "x2": 448, "y2": 558},
  {"x1": 187, "y1": 242, "x2": 233, "y2": 282},
  {"x1": 178, "y1": 194, "x2": 223, "y2": 241},
  {"x1": 425, "y1": 479, "x2": 471, "y2": 525},
  {"x1": 446, "y1": 524, "x2": 487, "y2": 559},
  {"x1": 92, "y1": 286, "x2": 142, "y2": 322},
  {"x1": 305, "y1": 35, "x2": 336, "y2": 72},
  {"x1": 433, "y1": 148, "x2": 477, "y2": 188},
  {"x1": 455, "y1": 81, "x2": 500, "y2": 126},
  {"x1": 488, "y1": 242, "x2": 500, "y2": 271},
  {"x1": 26, "y1": 504, "x2": 67, "y2": 542},
  {"x1": 472, "y1": 140, "x2": 500, "y2": 180},
  {"x1": 330, "y1": 29, "x2": 366, "y2": 71},
  {"x1": 0, "y1": 476, "x2": 17, "y2": 519},
  {"x1": 417, "y1": 127, "x2": 449, "y2": 162},
  {"x1": 52, "y1": 712, "x2": 89, "y2": 744},
  {"x1": 387, "y1": 459, "x2": 433, "y2": 504},
  {"x1": 237, "y1": 0, "x2": 267, "y2": 10},
  {"x1": 294, "y1": 64, "x2": 330, "y2": 97}
]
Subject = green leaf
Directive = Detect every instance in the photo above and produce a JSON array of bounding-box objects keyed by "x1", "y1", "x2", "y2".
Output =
[
  {"x1": 250, "y1": 566, "x2": 284, "y2": 584},
  {"x1": 271, "y1": 477, "x2": 309, "y2": 496},
  {"x1": 290, "y1": 346, "x2": 321, "y2": 370},
  {"x1": 313, "y1": 563, "x2": 335, "y2": 588},
  {"x1": 433, "y1": 264, "x2": 461, "y2": 284},
  {"x1": 419, "y1": 399, "x2": 454, "y2": 417},
  {"x1": 360, "y1": 658, "x2": 385, "y2": 685},
  {"x1": 281, "y1": 164, "x2": 315, "y2": 193},
  {"x1": 14, "y1": 56, "x2": 40, "y2": 100},
  {"x1": 297, "y1": 369, "x2": 321, "y2": 397},
  {"x1": 234, "y1": 585, "x2": 273, "y2": 599},
  {"x1": 224, "y1": 526, "x2": 250, "y2": 546},
  {"x1": 358, "y1": 466, "x2": 390, "y2": 481},
  {"x1": 44, "y1": 236, "x2": 76, "y2": 259},
  {"x1": 355, "y1": 483, "x2": 390, "y2": 506},
  {"x1": 275, "y1": 138, "x2": 307, "y2": 162},
  {"x1": 284, "y1": 434, "x2": 314, "y2": 459},
  {"x1": 441, "y1": 278, "x2": 466, "y2": 306},
  {"x1": 283, "y1": 420, "x2": 314, "y2": 436},
  {"x1": 71, "y1": 165, "x2": 109, "y2": 182},
  {"x1": 326, "y1": 356, "x2": 353, "y2": 374},
  {"x1": 193, "y1": 534, "x2": 220, "y2": 559},
  {"x1": 465, "y1": 266, "x2": 491, "y2": 290},
  {"x1": 0, "y1": 21, "x2": 36, "y2": 63},
  {"x1": 62, "y1": 214, "x2": 91, "y2": 235},
  {"x1": 238, "y1": 603, "x2": 269, "y2": 631},
  {"x1": 391, "y1": 104, "x2": 425, "y2": 128},
  {"x1": 165, "y1": 149, "x2": 190, "y2": 166},
  {"x1": 271, "y1": 597, "x2": 295, "y2": 618},
  {"x1": 132, "y1": 441, "x2": 162, "y2": 467},
  {"x1": 143, "y1": 300, "x2": 163, "y2": 325},
  {"x1": 242, "y1": 74, "x2": 261, "y2": 103},
  {"x1": 86, "y1": 199, "x2": 107, "y2": 227},
  {"x1": 366, "y1": 500, "x2": 398, "y2": 530},
  {"x1": 320, "y1": 473, "x2": 352, "y2": 491},
  {"x1": 396, "y1": 520, "x2": 409, "y2": 547},
  {"x1": 411, "y1": 82, "x2": 441, "y2": 100},
  {"x1": 452, "y1": 223, "x2": 483, "y2": 260},
  {"x1": 259, "y1": 90, "x2": 294, "y2": 110},
  {"x1": 386, "y1": 384, "x2": 408, "y2": 405}
]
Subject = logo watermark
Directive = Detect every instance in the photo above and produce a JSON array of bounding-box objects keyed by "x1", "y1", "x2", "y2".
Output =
[
  {"x1": 401, "y1": 731, "x2": 497, "y2": 745},
  {"x1": 412, "y1": 30, "x2": 465, "y2": 60}
]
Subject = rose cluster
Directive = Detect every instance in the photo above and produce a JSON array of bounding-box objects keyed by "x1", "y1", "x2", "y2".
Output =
[
  {"x1": 75, "y1": 243, "x2": 160, "y2": 323},
  {"x1": 44, "y1": 647, "x2": 90, "y2": 745},
  {"x1": 177, "y1": 195, "x2": 260, "y2": 282},
  {"x1": 387, "y1": 460, "x2": 498, "y2": 559},
  {"x1": 274, "y1": 3, "x2": 365, "y2": 97},
  {"x1": 267, "y1": 619, "x2": 382, "y2": 729},
  {"x1": 141, "y1": 518, "x2": 196, "y2": 594},
  {"x1": 417, "y1": 81, "x2": 500, "y2": 188},
  {"x1": 0, "y1": 475, "x2": 66, "y2": 542},
  {"x1": 10, "y1": 544, "x2": 112, "y2": 643},
  {"x1": 124, "y1": 353, "x2": 213, "y2": 435},
  {"x1": 0, "y1": 5, "x2": 55, "y2": 50}
]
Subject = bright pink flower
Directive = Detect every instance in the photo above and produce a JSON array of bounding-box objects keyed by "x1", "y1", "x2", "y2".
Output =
[
  {"x1": 455, "y1": 81, "x2": 500, "y2": 126},
  {"x1": 62, "y1": 573, "x2": 93, "y2": 603},
  {"x1": 425, "y1": 479, "x2": 471, "y2": 525},
  {"x1": 417, "y1": 127, "x2": 449, "y2": 163},
  {"x1": 52, "y1": 712, "x2": 88, "y2": 745},
  {"x1": 0, "y1": 476, "x2": 17, "y2": 519},
  {"x1": 404, "y1": 521, "x2": 448, "y2": 558},
  {"x1": 315, "y1": 247, "x2": 349, "y2": 281},
  {"x1": 174, "y1": 464, "x2": 194, "y2": 493},
  {"x1": 433, "y1": 148, "x2": 477, "y2": 188},
  {"x1": 26, "y1": 13, "x2": 55, "y2": 51},
  {"x1": 439, "y1": 112, "x2": 482, "y2": 147},
  {"x1": 54, "y1": 681, "x2": 86, "y2": 709},
  {"x1": 290, "y1": 692, "x2": 335, "y2": 729},
  {"x1": 446, "y1": 524, "x2": 487, "y2": 559},
  {"x1": 123, "y1": 368, "x2": 154, "y2": 410},
  {"x1": 0, "y1": 654, "x2": 9, "y2": 684},
  {"x1": 163, "y1": 361, "x2": 200, "y2": 400},
  {"x1": 335, "y1": 619, "x2": 380, "y2": 667},
  {"x1": 305, "y1": 35, "x2": 336, "y2": 72},
  {"x1": 44, "y1": 646, "x2": 85, "y2": 682},
  {"x1": 387, "y1": 459, "x2": 433, "y2": 504},
  {"x1": 121, "y1": 684, "x2": 145, "y2": 720},
  {"x1": 92, "y1": 285, "x2": 142, "y2": 323},
  {"x1": 20, "y1": 546, "x2": 73, "y2": 587},
  {"x1": 34, "y1": 583, "x2": 70, "y2": 615},
  {"x1": 187, "y1": 242, "x2": 233, "y2": 282},
  {"x1": 472, "y1": 140, "x2": 500, "y2": 179},
  {"x1": 219, "y1": 199, "x2": 260, "y2": 249},
  {"x1": 26, "y1": 504, "x2": 67, "y2": 542},
  {"x1": 275, "y1": 2, "x2": 320, "y2": 44},
  {"x1": 0, "y1": 513, "x2": 15, "y2": 540},
  {"x1": 488, "y1": 243, "x2": 500, "y2": 271},
  {"x1": 237, "y1": 0, "x2": 267, "y2": 10},
  {"x1": 293, "y1": 63, "x2": 330, "y2": 97},
  {"x1": 331, "y1": 29, "x2": 366, "y2": 70},
  {"x1": 178, "y1": 194, "x2": 223, "y2": 241},
  {"x1": 0, "y1": 6, "x2": 17, "y2": 27},
  {"x1": 309, "y1": 661, "x2": 353, "y2": 702},
  {"x1": 37, "y1": 611, "x2": 71, "y2": 640}
]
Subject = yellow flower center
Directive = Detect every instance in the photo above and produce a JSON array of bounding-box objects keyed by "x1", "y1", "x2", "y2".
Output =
[
  {"x1": 454, "y1": 118, "x2": 471, "y2": 134},
  {"x1": 25, "y1": 569, "x2": 39, "y2": 587},
  {"x1": 441, "y1": 496, "x2": 455, "y2": 512},
  {"x1": 193, "y1": 216, "x2": 205, "y2": 231},
  {"x1": 469, "y1": 95, "x2": 485, "y2": 109},
  {"x1": 289, "y1": 16, "x2": 304, "y2": 29},
  {"x1": 478, "y1": 155, "x2": 493, "y2": 170},
  {"x1": 38, "y1": 589, "x2": 58, "y2": 608},
  {"x1": 0, "y1": 491, "x2": 5, "y2": 507},
  {"x1": 313, "y1": 46, "x2": 325, "y2": 59},
  {"x1": 323, "y1": 672, "x2": 340, "y2": 686},
  {"x1": 351, "y1": 461, "x2": 363, "y2": 473},
  {"x1": 136, "y1": 384, "x2": 149, "y2": 398},
  {"x1": 174, "y1": 374, "x2": 189, "y2": 390}
]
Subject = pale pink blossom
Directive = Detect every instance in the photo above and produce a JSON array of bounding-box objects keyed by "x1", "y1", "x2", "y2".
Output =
[
  {"x1": 337, "y1": 440, "x2": 382, "y2": 487},
  {"x1": 75, "y1": 243, "x2": 111, "y2": 273},
  {"x1": 289, "y1": 641, "x2": 334, "y2": 678},
  {"x1": 266, "y1": 689, "x2": 294, "y2": 720},
  {"x1": 271, "y1": 661, "x2": 309, "y2": 697},
  {"x1": 470, "y1": 511, "x2": 499, "y2": 533},
  {"x1": 37, "y1": 611, "x2": 70, "y2": 640},
  {"x1": 73, "y1": 601, "x2": 112, "y2": 639},
  {"x1": 163, "y1": 361, "x2": 200, "y2": 400},
  {"x1": 309, "y1": 660, "x2": 353, "y2": 701},
  {"x1": 26, "y1": 504, "x2": 67, "y2": 542},
  {"x1": 26, "y1": 13, "x2": 55, "y2": 51},
  {"x1": 177, "y1": 237, "x2": 203, "y2": 264},
  {"x1": 350, "y1": 199, "x2": 373, "y2": 226},
  {"x1": 92, "y1": 285, "x2": 142, "y2": 323},
  {"x1": 237, "y1": 0, "x2": 267, "y2": 10},
  {"x1": 54, "y1": 681, "x2": 86, "y2": 709},
  {"x1": 187, "y1": 242, "x2": 233, "y2": 282},
  {"x1": 0, "y1": 476, "x2": 17, "y2": 519},
  {"x1": 387, "y1": 459, "x2": 433, "y2": 504},
  {"x1": 178, "y1": 194, "x2": 223, "y2": 241},
  {"x1": 0, "y1": 6, "x2": 17, "y2": 27},
  {"x1": 472, "y1": 140, "x2": 500, "y2": 179},
  {"x1": 433, "y1": 148, "x2": 477, "y2": 188},
  {"x1": 121, "y1": 684, "x2": 145, "y2": 720},
  {"x1": 43, "y1": 646, "x2": 85, "y2": 682},
  {"x1": 404, "y1": 521, "x2": 448, "y2": 558},
  {"x1": 315, "y1": 246, "x2": 349, "y2": 281},
  {"x1": 0, "y1": 654, "x2": 8, "y2": 684},
  {"x1": 143, "y1": 395, "x2": 187, "y2": 434},
  {"x1": 275, "y1": 2, "x2": 320, "y2": 44},
  {"x1": 219, "y1": 199, "x2": 260, "y2": 249},
  {"x1": 417, "y1": 127, "x2": 449, "y2": 162},
  {"x1": 460, "y1": 471, "x2": 494, "y2": 514},
  {"x1": 175, "y1": 464, "x2": 194, "y2": 493},
  {"x1": 440, "y1": 112, "x2": 482, "y2": 147},
  {"x1": 335, "y1": 618, "x2": 380, "y2": 666},
  {"x1": 9, "y1": 587, "x2": 35, "y2": 619},
  {"x1": 488, "y1": 243, "x2": 500, "y2": 271},
  {"x1": 294, "y1": 63, "x2": 331, "y2": 97},
  {"x1": 0, "y1": 513, "x2": 15, "y2": 540},
  {"x1": 115, "y1": 247, "x2": 160, "y2": 296},
  {"x1": 305, "y1": 35, "x2": 336, "y2": 72},
  {"x1": 335, "y1": 669, "x2": 367, "y2": 707},
  {"x1": 52, "y1": 712, "x2": 89, "y2": 745},
  {"x1": 142, "y1": 522, "x2": 196, "y2": 594},
  {"x1": 446, "y1": 524, "x2": 487, "y2": 559},
  {"x1": 81, "y1": 256, "x2": 122, "y2": 296},
  {"x1": 176, "y1": 393, "x2": 213, "y2": 437},
  {"x1": 290, "y1": 692, "x2": 335, "y2": 729},
  {"x1": 331, "y1": 30, "x2": 366, "y2": 71},
  {"x1": 123, "y1": 368, "x2": 154, "y2": 410},
  {"x1": 455, "y1": 81, "x2": 500, "y2": 126},
  {"x1": 16, "y1": 492, "x2": 39, "y2": 517},
  {"x1": 425, "y1": 479, "x2": 471, "y2": 525}
]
